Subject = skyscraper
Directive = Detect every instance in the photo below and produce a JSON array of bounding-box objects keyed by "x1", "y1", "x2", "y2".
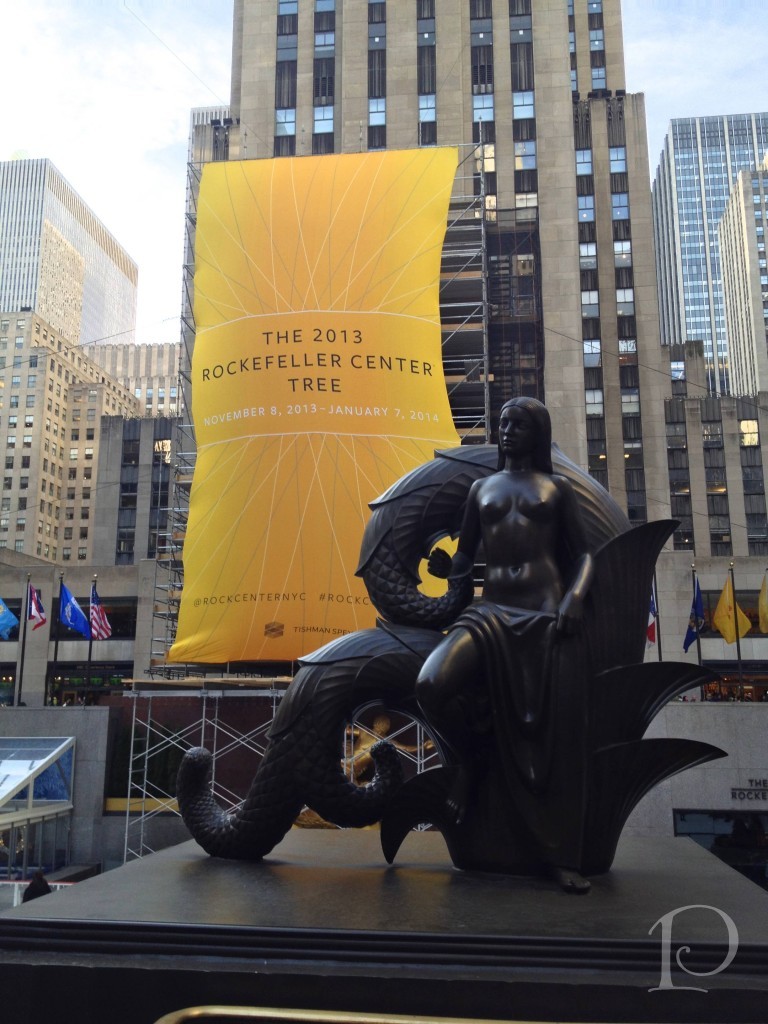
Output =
[
  {"x1": 652, "y1": 113, "x2": 768, "y2": 395},
  {"x1": 0, "y1": 158, "x2": 138, "y2": 346},
  {"x1": 222, "y1": 0, "x2": 670, "y2": 525},
  {"x1": 719, "y1": 156, "x2": 768, "y2": 396}
]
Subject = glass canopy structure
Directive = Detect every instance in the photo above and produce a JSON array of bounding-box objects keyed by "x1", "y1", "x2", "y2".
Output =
[{"x1": 0, "y1": 736, "x2": 75, "y2": 879}]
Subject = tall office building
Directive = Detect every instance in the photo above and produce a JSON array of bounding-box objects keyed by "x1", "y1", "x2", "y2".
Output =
[
  {"x1": 0, "y1": 158, "x2": 138, "y2": 347},
  {"x1": 652, "y1": 113, "x2": 768, "y2": 396},
  {"x1": 719, "y1": 156, "x2": 768, "y2": 396},
  {"x1": 221, "y1": 0, "x2": 670, "y2": 525}
]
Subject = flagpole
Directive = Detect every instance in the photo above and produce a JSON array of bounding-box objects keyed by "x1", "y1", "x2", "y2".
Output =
[
  {"x1": 691, "y1": 564, "x2": 703, "y2": 668},
  {"x1": 15, "y1": 573, "x2": 31, "y2": 708},
  {"x1": 49, "y1": 572, "x2": 64, "y2": 706},
  {"x1": 653, "y1": 571, "x2": 662, "y2": 662},
  {"x1": 730, "y1": 562, "x2": 744, "y2": 699},
  {"x1": 86, "y1": 574, "x2": 96, "y2": 690}
]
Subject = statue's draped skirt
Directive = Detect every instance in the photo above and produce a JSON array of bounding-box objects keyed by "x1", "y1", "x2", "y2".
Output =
[{"x1": 448, "y1": 602, "x2": 590, "y2": 868}]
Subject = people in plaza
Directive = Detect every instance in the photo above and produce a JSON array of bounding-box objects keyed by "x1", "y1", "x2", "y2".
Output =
[{"x1": 22, "y1": 869, "x2": 52, "y2": 903}]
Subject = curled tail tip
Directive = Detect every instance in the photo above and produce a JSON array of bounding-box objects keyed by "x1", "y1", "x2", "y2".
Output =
[
  {"x1": 177, "y1": 746, "x2": 213, "y2": 788},
  {"x1": 371, "y1": 738, "x2": 404, "y2": 784}
]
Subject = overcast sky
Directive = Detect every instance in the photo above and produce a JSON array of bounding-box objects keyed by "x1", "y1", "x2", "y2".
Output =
[{"x1": 1, "y1": 1, "x2": 766, "y2": 346}]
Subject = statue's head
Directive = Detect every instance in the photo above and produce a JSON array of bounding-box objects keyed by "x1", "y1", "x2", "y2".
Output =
[{"x1": 497, "y1": 397, "x2": 553, "y2": 473}]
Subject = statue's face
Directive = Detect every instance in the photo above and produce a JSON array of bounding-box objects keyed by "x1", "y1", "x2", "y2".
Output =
[{"x1": 499, "y1": 406, "x2": 536, "y2": 459}]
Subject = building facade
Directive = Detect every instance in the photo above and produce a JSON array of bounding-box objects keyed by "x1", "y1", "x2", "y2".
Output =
[
  {"x1": 92, "y1": 415, "x2": 177, "y2": 566},
  {"x1": 0, "y1": 159, "x2": 138, "y2": 347},
  {"x1": 221, "y1": 0, "x2": 670, "y2": 525},
  {"x1": 87, "y1": 341, "x2": 182, "y2": 418},
  {"x1": 0, "y1": 310, "x2": 140, "y2": 565},
  {"x1": 719, "y1": 156, "x2": 768, "y2": 396},
  {"x1": 652, "y1": 113, "x2": 768, "y2": 395}
]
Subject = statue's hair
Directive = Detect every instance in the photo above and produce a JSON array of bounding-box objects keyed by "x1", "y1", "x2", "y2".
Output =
[{"x1": 497, "y1": 397, "x2": 553, "y2": 473}]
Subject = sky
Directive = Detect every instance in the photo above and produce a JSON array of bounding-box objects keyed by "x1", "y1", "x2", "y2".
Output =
[{"x1": 1, "y1": 0, "x2": 766, "y2": 346}]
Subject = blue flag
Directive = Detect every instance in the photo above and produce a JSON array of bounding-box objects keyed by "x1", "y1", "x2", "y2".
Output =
[
  {"x1": 59, "y1": 584, "x2": 91, "y2": 640},
  {"x1": 683, "y1": 579, "x2": 705, "y2": 653},
  {"x1": 0, "y1": 598, "x2": 19, "y2": 639}
]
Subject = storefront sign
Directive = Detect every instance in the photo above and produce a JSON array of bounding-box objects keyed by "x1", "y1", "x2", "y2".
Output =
[{"x1": 731, "y1": 778, "x2": 768, "y2": 801}]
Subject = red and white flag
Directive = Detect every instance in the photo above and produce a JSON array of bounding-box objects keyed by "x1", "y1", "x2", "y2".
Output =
[
  {"x1": 28, "y1": 583, "x2": 47, "y2": 630},
  {"x1": 90, "y1": 583, "x2": 112, "y2": 640}
]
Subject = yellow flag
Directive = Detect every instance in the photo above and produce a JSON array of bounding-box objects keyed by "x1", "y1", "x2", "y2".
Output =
[
  {"x1": 759, "y1": 574, "x2": 768, "y2": 634},
  {"x1": 713, "y1": 575, "x2": 751, "y2": 644}
]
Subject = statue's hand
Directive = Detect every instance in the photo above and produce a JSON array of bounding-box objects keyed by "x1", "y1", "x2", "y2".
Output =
[
  {"x1": 427, "y1": 546, "x2": 453, "y2": 579},
  {"x1": 556, "y1": 592, "x2": 584, "y2": 635}
]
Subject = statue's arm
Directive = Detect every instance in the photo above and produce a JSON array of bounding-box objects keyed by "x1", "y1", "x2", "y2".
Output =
[
  {"x1": 554, "y1": 476, "x2": 595, "y2": 634},
  {"x1": 427, "y1": 480, "x2": 482, "y2": 580}
]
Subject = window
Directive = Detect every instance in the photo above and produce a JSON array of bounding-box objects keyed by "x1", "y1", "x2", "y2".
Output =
[
  {"x1": 612, "y1": 193, "x2": 630, "y2": 220},
  {"x1": 621, "y1": 388, "x2": 640, "y2": 415},
  {"x1": 576, "y1": 149, "x2": 592, "y2": 175},
  {"x1": 368, "y1": 97, "x2": 386, "y2": 125},
  {"x1": 591, "y1": 65, "x2": 606, "y2": 90},
  {"x1": 583, "y1": 339, "x2": 601, "y2": 367},
  {"x1": 586, "y1": 389, "x2": 604, "y2": 416},
  {"x1": 589, "y1": 28, "x2": 604, "y2": 50},
  {"x1": 514, "y1": 139, "x2": 536, "y2": 169},
  {"x1": 580, "y1": 242, "x2": 597, "y2": 269},
  {"x1": 419, "y1": 94, "x2": 436, "y2": 123},
  {"x1": 69, "y1": 448, "x2": 78, "y2": 460},
  {"x1": 609, "y1": 146, "x2": 626, "y2": 173},
  {"x1": 616, "y1": 288, "x2": 635, "y2": 315},
  {"x1": 512, "y1": 91, "x2": 534, "y2": 119},
  {"x1": 614, "y1": 240, "x2": 632, "y2": 268},
  {"x1": 275, "y1": 108, "x2": 296, "y2": 136},
  {"x1": 315, "y1": 30, "x2": 335, "y2": 54},
  {"x1": 581, "y1": 290, "x2": 599, "y2": 317},
  {"x1": 578, "y1": 195, "x2": 595, "y2": 222},
  {"x1": 78, "y1": 547, "x2": 87, "y2": 560},
  {"x1": 314, "y1": 104, "x2": 334, "y2": 133},
  {"x1": 473, "y1": 94, "x2": 494, "y2": 122},
  {"x1": 740, "y1": 420, "x2": 759, "y2": 447}
]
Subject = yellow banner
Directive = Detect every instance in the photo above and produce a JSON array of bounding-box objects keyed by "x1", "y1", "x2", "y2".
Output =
[{"x1": 169, "y1": 149, "x2": 460, "y2": 663}]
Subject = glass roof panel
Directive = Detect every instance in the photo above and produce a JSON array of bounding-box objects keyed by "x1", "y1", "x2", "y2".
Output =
[{"x1": 0, "y1": 737, "x2": 75, "y2": 805}]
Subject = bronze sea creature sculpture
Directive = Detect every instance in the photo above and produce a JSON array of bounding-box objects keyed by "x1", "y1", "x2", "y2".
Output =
[{"x1": 177, "y1": 398, "x2": 724, "y2": 890}]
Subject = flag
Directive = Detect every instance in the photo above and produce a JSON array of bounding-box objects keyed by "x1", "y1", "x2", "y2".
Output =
[
  {"x1": 683, "y1": 579, "x2": 705, "y2": 653},
  {"x1": 89, "y1": 583, "x2": 112, "y2": 640},
  {"x1": 28, "y1": 584, "x2": 46, "y2": 631},
  {"x1": 59, "y1": 584, "x2": 91, "y2": 640},
  {"x1": 0, "y1": 598, "x2": 19, "y2": 639},
  {"x1": 759, "y1": 574, "x2": 768, "y2": 634},
  {"x1": 712, "y1": 575, "x2": 751, "y2": 645},
  {"x1": 646, "y1": 590, "x2": 657, "y2": 647}
]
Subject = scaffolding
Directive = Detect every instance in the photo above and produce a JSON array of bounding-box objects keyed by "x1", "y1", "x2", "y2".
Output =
[{"x1": 123, "y1": 681, "x2": 439, "y2": 861}]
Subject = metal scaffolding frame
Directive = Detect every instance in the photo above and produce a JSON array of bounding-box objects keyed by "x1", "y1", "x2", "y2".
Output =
[
  {"x1": 123, "y1": 683, "x2": 439, "y2": 861},
  {"x1": 123, "y1": 681, "x2": 286, "y2": 862}
]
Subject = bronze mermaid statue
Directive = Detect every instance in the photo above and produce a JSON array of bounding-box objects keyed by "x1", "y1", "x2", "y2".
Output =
[{"x1": 176, "y1": 398, "x2": 724, "y2": 890}]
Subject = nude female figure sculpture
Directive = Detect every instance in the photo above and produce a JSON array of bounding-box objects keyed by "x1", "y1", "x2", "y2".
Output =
[{"x1": 416, "y1": 396, "x2": 596, "y2": 890}]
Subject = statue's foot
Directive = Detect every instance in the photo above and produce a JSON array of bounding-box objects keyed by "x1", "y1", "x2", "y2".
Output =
[{"x1": 549, "y1": 865, "x2": 591, "y2": 895}]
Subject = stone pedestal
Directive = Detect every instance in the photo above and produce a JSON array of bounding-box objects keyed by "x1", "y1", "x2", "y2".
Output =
[{"x1": 1, "y1": 830, "x2": 766, "y2": 1024}]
